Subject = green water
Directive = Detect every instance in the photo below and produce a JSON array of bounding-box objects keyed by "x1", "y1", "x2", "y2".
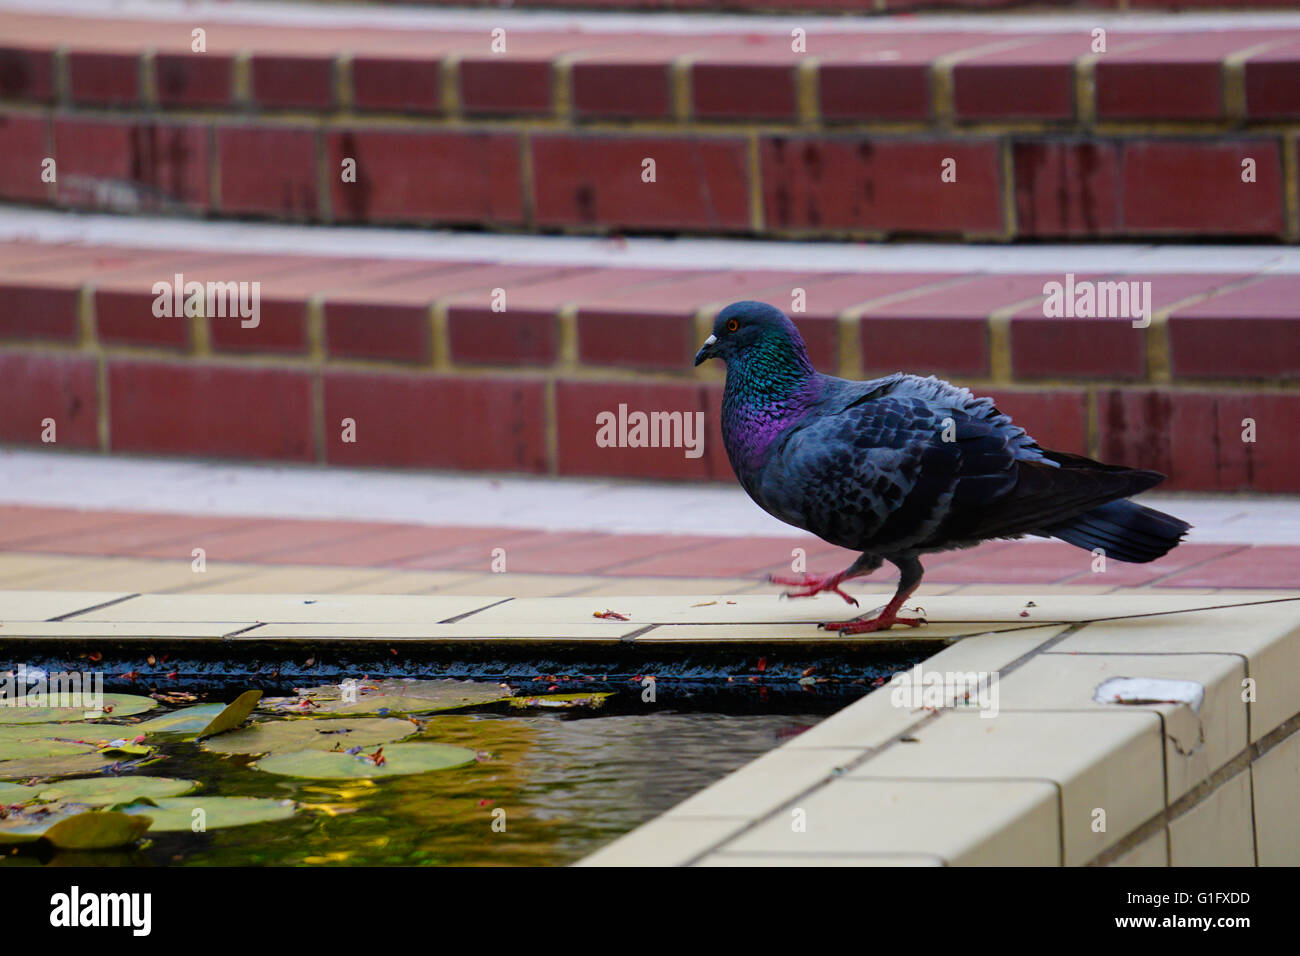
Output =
[{"x1": 1, "y1": 710, "x2": 823, "y2": 867}]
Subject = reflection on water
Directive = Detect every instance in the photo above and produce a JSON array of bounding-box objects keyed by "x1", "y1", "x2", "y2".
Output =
[{"x1": 2, "y1": 711, "x2": 823, "y2": 867}]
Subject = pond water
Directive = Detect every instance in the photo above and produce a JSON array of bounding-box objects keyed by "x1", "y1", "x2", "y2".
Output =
[{"x1": 1, "y1": 703, "x2": 826, "y2": 867}]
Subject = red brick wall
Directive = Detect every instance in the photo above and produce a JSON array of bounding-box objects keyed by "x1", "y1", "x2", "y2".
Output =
[
  {"x1": 2, "y1": 12, "x2": 1300, "y2": 241},
  {"x1": 0, "y1": 243, "x2": 1295, "y2": 492}
]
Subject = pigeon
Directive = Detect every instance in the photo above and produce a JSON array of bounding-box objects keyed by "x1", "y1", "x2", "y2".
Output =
[{"x1": 694, "y1": 301, "x2": 1191, "y2": 634}]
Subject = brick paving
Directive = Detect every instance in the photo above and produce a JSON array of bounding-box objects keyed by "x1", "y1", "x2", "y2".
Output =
[{"x1": 1, "y1": 503, "x2": 1295, "y2": 592}]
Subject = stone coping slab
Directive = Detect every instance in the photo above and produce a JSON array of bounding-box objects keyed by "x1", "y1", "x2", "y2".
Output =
[{"x1": 0, "y1": 591, "x2": 1293, "y2": 651}]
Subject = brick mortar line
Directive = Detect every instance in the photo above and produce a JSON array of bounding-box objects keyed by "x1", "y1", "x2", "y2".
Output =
[
  {"x1": 26, "y1": 97, "x2": 1300, "y2": 142},
  {"x1": 12, "y1": 97, "x2": 1300, "y2": 138},
  {"x1": 139, "y1": 49, "x2": 156, "y2": 110},
  {"x1": 2, "y1": 339, "x2": 1297, "y2": 393},
  {"x1": 669, "y1": 55, "x2": 693, "y2": 124},
  {"x1": 931, "y1": 37, "x2": 1045, "y2": 129},
  {"x1": 552, "y1": 54, "x2": 577, "y2": 126},
  {"x1": 745, "y1": 129, "x2": 764, "y2": 234},
  {"x1": 334, "y1": 53, "x2": 352, "y2": 115},
  {"x1": 795, "y1": 56, "x2": 819, "y2": 129},
  {"x1": 1222, "y1": 40, "x2": 1294, "y2": 124}
]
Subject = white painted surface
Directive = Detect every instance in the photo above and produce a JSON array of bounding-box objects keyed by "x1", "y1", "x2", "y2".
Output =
[
  {"x1": 9, "y1": 0, "x2": 1300, "y2": 34},
  {"x1": 1094, "y1": 676, "x2": 1206, "y2": 711},
  {"x1": 6, "y1": 207, "x2": 1300, "y2": 276},
  {"x1": 0, "y1": 449, "x2": 1293, "y2": 544}
]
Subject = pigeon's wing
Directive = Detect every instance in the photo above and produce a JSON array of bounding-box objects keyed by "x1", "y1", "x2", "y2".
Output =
[{"x1": 752, "y1": 374, "x2": 1157, "y2": 554}]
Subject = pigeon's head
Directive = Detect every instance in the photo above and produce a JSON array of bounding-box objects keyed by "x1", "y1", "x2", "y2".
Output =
[{"x1": 694, "y1": 301, "x2": 811, "y2": 373}]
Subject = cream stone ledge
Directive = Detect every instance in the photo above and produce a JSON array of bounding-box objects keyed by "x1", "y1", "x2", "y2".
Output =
[
  {"x1": 2, "y1": 590, "x2": 1295, "y2": 649},
  {"x1": 577, "y1": 594, "x2": 1300, "y2": 867}
]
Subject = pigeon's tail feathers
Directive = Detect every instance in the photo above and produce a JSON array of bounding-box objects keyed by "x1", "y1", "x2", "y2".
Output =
[
  {"x1": 1041, "y1": 449, "x2": 1167, "y2": 491},
  {"x1": 1042, "y1": 499, "x2": 1191, "y2": 564}
]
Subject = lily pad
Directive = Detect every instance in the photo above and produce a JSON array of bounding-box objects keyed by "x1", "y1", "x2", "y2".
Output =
[
  {"x1": 261, "y1": 679, "x2": 508, "y2": 717},
  {"x1": 133, "y1": 703, "x2": 226, "y2": 736},
  {"x1": 508, "y1": 692, "x2": 614, "y2": 710},
  {"x1": 203, "y1": 717, "x2": 416, "y2": 755},
  {"x1": 0, "y1": 806, "x2": 69, "y2": 843},
  {"x1": 0, "y1": 724, "x2": 102, "y2": 761},
  {"x1": 254, "y1": 742, "x2": 477, "y2": 779},
  {"x1": 33, "y1": 776, "x2": 197, "y2": 806},
  {"x1": 45, "y1": 811, "x2": 152, "y2": 849},
  {"x1": 0, "y1": 806, "x2": 151, "y2": 848},
  {"x1": 118, "y1": 796, "x2": 296, "y2": 832},
  {"x1": 197, "y1": 690, "x2": 262, "y2": 739},
  {"x1": 0, "y1": 693, "x2": 157, "y2": 725},
  {"x1": 0, "y1": 781, "x2": 30, "y2": 799},
  {"x1": 98, "y1": 740, "x2": 153, "y2": 758},
  {"x1": 0, "y1": 752, "x2": 121, "y2": 779}
]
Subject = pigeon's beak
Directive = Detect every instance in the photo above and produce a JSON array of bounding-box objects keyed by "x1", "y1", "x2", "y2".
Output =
[{"x1": 693, "y1": 334, "x2": 718, "y2": 367}]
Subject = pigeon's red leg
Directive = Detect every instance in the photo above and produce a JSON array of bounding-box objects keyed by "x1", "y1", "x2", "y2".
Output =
[
  {"x1": 768, "y1": 569, "x2": 860, "y2": 606},
  {"x1": 768, "y1": 553, "x2": 883, "y2": 607},
  {"x1": 820, "y1": 556, "x2": 926, "y2": 634}
]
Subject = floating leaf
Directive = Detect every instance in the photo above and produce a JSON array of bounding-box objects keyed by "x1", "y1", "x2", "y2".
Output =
[
  {"x1": 203, "y1": 717, "x2": 416, "y2": 756},
  {"x1": 0, "y1": 806, "x2": 69, "y2": 843},
  {"x1": 43, "y1": 811, "x2": 152, "y2": 849},
  {"x1": 133, "y1": 703, "x2": 226, "y2": 736},
  {"x1": 197, "y1": 690, "x2": 262, "y2": 739},
  {"x1": 0, "y1": 752, "x2": 120, "y2": 779},
  {"x1": 33, "y1": 776, "x2": 197, "y2": 807},
  {"x1": 0, "y1": 806, "x2": 150, "y2": 848},
  {"x1": 0, "y1": 694, "x2": 157, "y2": 725},
  {"x1": 117, "y1": 796, "x2": 296, "y2": 832},
  {"x1": 0, "y1": 724, "x2": 102, "y2": 761},
  {"x1": 0, "y1": 781, "x2": 30, "y2": 799},
  {"x1": 98, "y1": 738, "x2": 153, "y2": 758},
  {"x1": 261, "y1": 680, "x2": 507, "y2": 717},
  {"x1": 254, "y1": 742, "x2": 476, "y2": 779},
  {"x1": 507, "y1": 692, "x2": 613, "y2": 710}
]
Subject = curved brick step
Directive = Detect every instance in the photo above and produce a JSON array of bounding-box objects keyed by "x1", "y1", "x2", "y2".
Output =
[
  {"x1": 0, "y1": 231, "x2": 1295, "y2": 491},
  {"x1": 2, "y1": 8, "x2": 1300, "y2": 239}
]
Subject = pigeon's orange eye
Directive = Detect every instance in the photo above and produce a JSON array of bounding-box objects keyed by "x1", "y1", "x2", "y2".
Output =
[{"x1": 726, "y1": 319, "x2": 739, "y2": 332}]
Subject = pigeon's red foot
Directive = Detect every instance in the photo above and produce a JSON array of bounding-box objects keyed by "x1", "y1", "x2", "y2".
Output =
[
  {"x1": 819, "y1": 612, "x2": 926, "y2": 635},
  {"x1": 819, "y1": 590, "x2": 926, "y2": 634},
  {"x1": 767, "y1": 571, "x2": 859, "y2": 606}
]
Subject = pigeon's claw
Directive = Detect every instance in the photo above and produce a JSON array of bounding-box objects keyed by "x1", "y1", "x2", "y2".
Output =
[
  {"x1": 767, "y1": 571, "x2": 859, "y2": 606},
  {"x1": 819, "y1": 613, "x2": 926, "y2": 635},
  {"x1": 817, "y1": 590, "x2": 926, "y2": 634}
]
